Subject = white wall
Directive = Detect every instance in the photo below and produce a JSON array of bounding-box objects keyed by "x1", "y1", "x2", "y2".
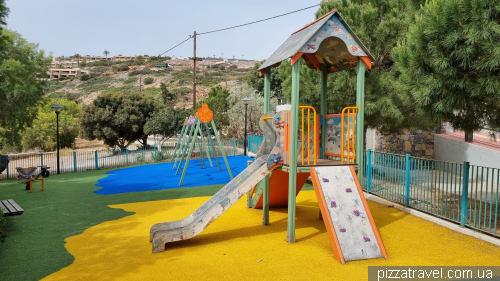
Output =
[{"x1": 434, "y1": 135, "x2": 500, "y2": 169}]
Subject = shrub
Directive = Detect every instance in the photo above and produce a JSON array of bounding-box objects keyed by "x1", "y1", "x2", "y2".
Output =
[
  {"x1": 128, "y1": 70, "x2": 142, "y2": 77},
  {"x1": 123, "y1": 78, "x2": 137, "y2": 84},
  {"x1": 117, "y1": 64, "x2": 129, "y2": 71},
  {"x1": 144, "y1": 77, "x2": 154, "y2": 85},
  {"x1": 79, "y1": 73, "x2": 91, "y2": 81}
]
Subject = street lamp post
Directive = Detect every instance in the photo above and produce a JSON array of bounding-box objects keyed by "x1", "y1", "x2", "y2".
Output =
[
  {"x1": 50, "y1": 104, "x2": 64, "y2": 174},
  {"x1": 242, "y1": 97, "x2": 251, "y2": 156}
]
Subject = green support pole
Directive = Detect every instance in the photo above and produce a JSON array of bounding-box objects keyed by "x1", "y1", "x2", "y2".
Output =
[
  {"x1": 264, "y1": 68, "x2": 271, "y2": 112},
  {"x1": 246, "y1": 160, "x2": 254, "y2": 208},
  {"x1": 73, "y1": 151, "x2": 77, "y2": 172},
  {"x1": 320, "y1": 64, "x2": 328, "y2": 159},
  {"x1": 204, "y1": 122, "x2": 221, "y2": 170},
  {"x1": 287, "y1": 59, "x2": 301, "y2": 243},
  {"x1": 196, "y1": 137, "x2": 206, "y2": 169},
  {"x1": 263, "y1": 68, "x2": 271, "y2": 225},
  {"x1": 175, "y1": 118, "x2": 197, "y2": 173},
  {"x1": 179, "y1": 123, "x2": 201, "y2": 186},
  {"x1": 211, "y1": 120, "x2": 233, "y2": 179},
  {"x1": 200, "y1": 124, "x2": 213, "y2": 167},
  {"x1": 355, "y1": 58, "x2": 366, "y2": 187},
  {"x1": 95, "y1": 150, "x2": 98, "y2": 170},
  {"x1": 171, "y1": 118, "x2": 188, "y2": 163},
  {"x1": 173, "y1": 121, "x2": 193, "y2": 169}
]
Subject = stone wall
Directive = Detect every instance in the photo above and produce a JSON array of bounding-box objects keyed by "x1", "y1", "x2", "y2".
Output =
[{"x1": 374, "y1": 129, "x2": 435, "y2": 158}]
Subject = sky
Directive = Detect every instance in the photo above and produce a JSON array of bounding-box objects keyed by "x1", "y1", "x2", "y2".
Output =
[{"x1": 5, "y1": 0, "x2": 322, "y2": 60}]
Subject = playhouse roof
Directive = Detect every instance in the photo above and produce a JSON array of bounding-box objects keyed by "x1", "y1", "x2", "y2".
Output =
[{"x1": 258, "y1": 10, "x2": 374, "y2": 74}]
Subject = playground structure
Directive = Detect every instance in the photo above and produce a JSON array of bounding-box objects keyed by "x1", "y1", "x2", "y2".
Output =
[
  {"x1": 150, "y1": 10, "x2": 388, "y2": 263},
  {"x1": 16, "y1": 166, "x2": 50, "y2": 192},
  {"x1": 170, "y1": 104, "x2": 233, "y2": 186}
]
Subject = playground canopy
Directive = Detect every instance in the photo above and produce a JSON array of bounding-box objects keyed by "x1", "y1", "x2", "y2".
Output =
[{"x1": 258, "y1": 10, "x2": 374, "y2": 74}]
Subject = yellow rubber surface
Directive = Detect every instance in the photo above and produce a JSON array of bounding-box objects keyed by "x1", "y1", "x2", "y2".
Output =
[{"x1": 43, "y1": 191, "x2": 500, "y2": 281}]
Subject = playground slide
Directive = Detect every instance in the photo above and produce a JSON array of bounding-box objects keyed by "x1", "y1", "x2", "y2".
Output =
[
  {"x1": 310, "y1": 166, "x2": 388, "y2": 263},
  {"x1": 150, "y1": 154, "x2": 275, "y2": 253}
]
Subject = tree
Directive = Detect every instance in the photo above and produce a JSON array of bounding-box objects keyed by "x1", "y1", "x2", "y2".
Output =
[
  {"x1": 278, "y1": 0, "x2": 434, "y2": 134},
  {"x1": 144, "y1": 108, "x2": 191, "y2": 150},
  {"x1": 74, "y1": 53, "x2": 81, "y2": 67},
  {"x1": 144, "y1": 77, "x2": 154, "y2": 85},
  {"x1": 225, "y1": 83, "x2": 278, "y2": 139},
  {"x1": 103, "y1": 50, "x2": 109, "y2": 58},
  {"x1": 198, "y1": 86, "x2": 231, "y2": 133},
  {"x1": 21, "y1": 99, "x2": 80, "y2": 151},
  {"x1": 79, "y1": 92, "x2": 157, "y2": 148},
  {"x1": 246, "y1": 61, "x2": 283, "y2": 99},
  {"x1": 0, "y1": 29, "x2": 51, "y2": 150},
  {"x1": 0, "y1": 0, "x2": 8, "y2": 29},
  {"x1": 160, "y1": 82, "x2": 177, "y2": 106},
  {"x1": 393, "y1": 0, "x2": 500, "y2": 142}
]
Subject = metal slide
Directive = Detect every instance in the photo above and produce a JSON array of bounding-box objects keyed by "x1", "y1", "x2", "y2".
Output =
[
  {"x1": 310, "y1": 165, "x2": 388, "y2": 263},
  {"x1": 150, "y1": 154, "x2": 274, "y2": 253}
]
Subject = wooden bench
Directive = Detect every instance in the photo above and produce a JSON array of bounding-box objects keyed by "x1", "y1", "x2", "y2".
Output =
[{"x1": 1, "y1": 199, "x2": 24, "y2": 217}]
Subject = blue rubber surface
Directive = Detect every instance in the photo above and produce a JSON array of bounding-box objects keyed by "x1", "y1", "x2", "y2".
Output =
[{"x1": 94, "y1": 156, "x2": 254, "y2": 194}]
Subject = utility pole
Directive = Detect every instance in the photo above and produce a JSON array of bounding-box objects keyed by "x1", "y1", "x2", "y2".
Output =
[
  {"x1": 139, "y1": 76, "x2": 142, "y2": 92},
  {"x1": 193, "y1": 31, "x2": 197, "y2": 108},
  {"x1": 221, "y1": 53, "x2": 224, "y2": 60}
]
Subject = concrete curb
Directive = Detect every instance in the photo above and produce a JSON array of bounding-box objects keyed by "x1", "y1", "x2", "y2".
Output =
[{"x1": 364, "y1": 192, "x2": 500, "y2": 247}]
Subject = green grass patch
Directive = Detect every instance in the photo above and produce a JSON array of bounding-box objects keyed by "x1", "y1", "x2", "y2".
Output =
[
  {"x1": 123, "y1": 78, "x2": 137, "y2": 84},
  {"x1": 0, "y1": 167, "x2": 226, "y2": 281}
]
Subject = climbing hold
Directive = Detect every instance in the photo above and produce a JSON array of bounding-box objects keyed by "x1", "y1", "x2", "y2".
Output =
[
  {"x1": 363, "y1": 237, "x2": 370, "y2": 242},
  {"x1": 353, "y1": 210, "x2": 360, "y2": 216},
  {"x1": 322, "y1": 178, "x2": 329, "y2": 182},
  {"x1": 339, "y1": 228, "x2": 346, "y2": 232},
  {"x1": 331, "y1": 201, "x2": 337, "y2": 208},
  {"x1": 346, "y1": 188, "x2": 352, "y2": 192}
]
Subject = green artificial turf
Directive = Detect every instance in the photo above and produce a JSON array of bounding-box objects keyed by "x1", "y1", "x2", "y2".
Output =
[{"x1": 0, "y1": 169, "x2": 226, "y2": 281}]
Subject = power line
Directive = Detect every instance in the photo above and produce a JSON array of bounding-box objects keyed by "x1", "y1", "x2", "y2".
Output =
[
  {"x1": 157, "y1": 4, "x2": 321, "y2": 57},
  {"x1": 158, "y1": 36, "x2": 191, "y2": 57},
  {"x1": 197, "y1": 4, "x2": 320, "y2": 35}
]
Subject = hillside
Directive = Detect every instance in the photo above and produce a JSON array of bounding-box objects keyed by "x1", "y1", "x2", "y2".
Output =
[{"x1": 45, "y1": 59, "x2": 256, "y2": 108}]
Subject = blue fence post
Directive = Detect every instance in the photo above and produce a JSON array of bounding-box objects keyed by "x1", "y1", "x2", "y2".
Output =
[
  {"x1": 126, "y1": 147, "x2": 129, "y2": 166},
  {"x1": 73, "y1": 151, "x2": 77, "y2": 172},
  {"x1": 366, "y1": 149, "x2": 372, "y2": 193},
  {"x1": 154, "y1": 143, "x2": 157, "y2": 163},
  {"x1": 6, "y1": 155, "x2": 9, "y2": 179},
  {"x1": 460, "y1": 161, "x2": 470, "y2": 226},
  {"x1": 95, "y1": 150, "x2": 98, "y2": 170},
  {"x1": 405, "y1": 154, "x2": 410, "y2": 207},
  {"x1": 41, "y1": 153, "x2": 44, "y2": 167},
  {"x1": 233, "y1": 137, "x2": 235, "y2": 156}
]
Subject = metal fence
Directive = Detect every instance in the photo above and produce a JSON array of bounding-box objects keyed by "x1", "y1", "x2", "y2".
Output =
[
  {"x1": 0, "y1": 138, "x2": 245, "y2": 180},
  {"x1": 247, "y1": 134, "x2": 264, "y2": 154},
  {"x1": 364, "y1": 150, "x2": 499, "y2": 238}
]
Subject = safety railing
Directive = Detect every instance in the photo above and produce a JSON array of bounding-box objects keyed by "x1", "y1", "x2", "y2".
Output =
[
  {"x1": 364, "y1": 149, "x2": 499, "y2": 238},
  {"x1": 0, "y1": 138, "x2": 245, "y2": 179},
  {"x1": 298, "y1": 106, "x2": 317, "y2": 165},
  {"x1": 341, "y1": 106, "x2": 358, "y2": 164}
]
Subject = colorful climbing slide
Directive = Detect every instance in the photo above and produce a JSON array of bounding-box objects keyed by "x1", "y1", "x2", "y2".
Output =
[
  {"x1": 310, "y1": 165, "x2": 388, "y2": 263},
  {"x1": 150, "y1": 154, "x2": 276, "y2": 253}
]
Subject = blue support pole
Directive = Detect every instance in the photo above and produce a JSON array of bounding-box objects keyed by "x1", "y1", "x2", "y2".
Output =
[
  {"x1": 367, "y1": 149, "x2": 372, "y2": 193},
  {"x1": 41, "y1": 153, "x2": 44, "y2": 167},
  {"x1": 405, "y1": 154, "x2": 410, "y2": 207},
  {"x1": 461, "y1": 161, "x2": 470, "y2": 226},
  {"x1": 154, "y1": 143, "x2": 157, "y2": 163},
  {"x1": 73, "y1": 151, "x2": 77, "y2": 172},
  {"x1": 95, "y1": 150, "x2": 98, "y2": 170}
]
